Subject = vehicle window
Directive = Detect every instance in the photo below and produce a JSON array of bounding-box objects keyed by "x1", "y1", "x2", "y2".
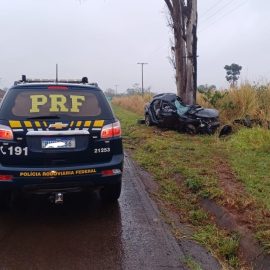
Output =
[
  {"x1": 162, "y1": 102, "x2": 172, "y2": 111},
  {"x1": 153, "y1": 100, "x2": 161, "y2": 111},
  {"x1": 152, "y1": 100, "x2": 161, "y2": 118},
  {"x1": 0, "y1": 88, "x2": 113, "y2": 120},
  {"x1": 174, "y1": 100, "x2": 189, "y2": 115}
]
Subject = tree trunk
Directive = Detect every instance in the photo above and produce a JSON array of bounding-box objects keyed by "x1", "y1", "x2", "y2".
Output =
[
  {"x1": 186, "y1": 0, "x2": 197, "y2": 104},
  {"x1": 172, "y1": 0, "x2": 186, "y2": 100},
  {"x1": 192, "y1": 21, "x2": 198, "y2": 102},
  {"x1": 164, "y1": 0, "x2": 198, "y2": 105}
]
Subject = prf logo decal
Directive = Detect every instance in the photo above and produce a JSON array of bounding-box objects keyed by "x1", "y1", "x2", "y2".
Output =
[{"x1": 30, "y1": 95, "x2": 86, "y2": 113}]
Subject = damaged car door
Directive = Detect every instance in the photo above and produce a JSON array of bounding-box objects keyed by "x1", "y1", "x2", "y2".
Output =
[{"x1": 158, "y1": 101, "x2": 178, "y2": 128}]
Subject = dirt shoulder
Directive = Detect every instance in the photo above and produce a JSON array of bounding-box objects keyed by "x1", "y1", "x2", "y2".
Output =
[{"x1": 129, "y1": 152, "x2": 222, "y2": 270}]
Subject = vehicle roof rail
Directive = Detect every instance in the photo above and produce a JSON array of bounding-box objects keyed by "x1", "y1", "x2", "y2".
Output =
[{"x1": 153, "y1": 93, "x2": 175, "y2": 98}]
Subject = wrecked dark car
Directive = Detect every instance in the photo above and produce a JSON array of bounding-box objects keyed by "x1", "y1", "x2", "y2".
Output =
[{"x1": 144, "y1": 93, "x2": 220, "y2": 134}]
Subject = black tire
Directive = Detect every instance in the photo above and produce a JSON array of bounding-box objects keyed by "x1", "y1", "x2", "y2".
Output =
[
  {"x1": 145, "y1": 114, "x2": 153, "y2": 127},
  {"x1": 207, "y1": 126, "x2": 219, "y2": 135},
  {"x1": 100, "y1": 181, "x2": 122, "y2": 202},
  {"x1": 137, "y1": 119, "x2": 145, "y2": 125},
  {"x1": 185, "y1": 124, "x2": 197, "y2": 135}
]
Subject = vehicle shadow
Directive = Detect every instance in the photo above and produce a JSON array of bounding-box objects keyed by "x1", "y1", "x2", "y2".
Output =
[{"x1": 0, "y1": 193, "x2": 125, "y2": 270}]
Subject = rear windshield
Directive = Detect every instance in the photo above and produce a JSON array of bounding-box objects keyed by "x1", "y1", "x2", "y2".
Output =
[{"x1": 0, "y1": 87, "x2": 114, "y2": 120}]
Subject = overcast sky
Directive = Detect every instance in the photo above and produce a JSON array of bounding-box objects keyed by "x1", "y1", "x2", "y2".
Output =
[{"x1": 1, "y1": 0, "x2": 269, "y2": 93}]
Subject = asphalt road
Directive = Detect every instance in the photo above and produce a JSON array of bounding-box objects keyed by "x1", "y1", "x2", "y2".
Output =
[{"x1": 0, "y1": 156, "x2": 186, "y2": 270}]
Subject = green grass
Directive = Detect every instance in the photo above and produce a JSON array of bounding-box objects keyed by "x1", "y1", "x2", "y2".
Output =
[
  {"x1": 228, "y1": 128, "x2": 270, "y2": 208},
  {"x1": 194, "y1": 225, "x2": 240, "y2": 268},
  {"x1": 184, "y1": 256, "x2": 203, "y2": 270},
  {"x1": 227, "y1": 128, "x2": 270, "y2": 251},
  {"x1": 113, "y1": 105, "x2": 270, "y2": 266}
]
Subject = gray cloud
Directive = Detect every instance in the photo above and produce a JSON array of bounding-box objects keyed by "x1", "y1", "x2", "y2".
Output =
[{"x1": 0, "y1": 0, "x2": 269, "y2": 92}]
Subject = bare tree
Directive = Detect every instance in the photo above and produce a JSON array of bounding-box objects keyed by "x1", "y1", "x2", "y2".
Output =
[{"x1": 164, "y1": 0, "x2": 198, "y2": 105}]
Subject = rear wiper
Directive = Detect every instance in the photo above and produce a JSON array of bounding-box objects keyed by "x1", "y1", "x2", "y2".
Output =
[{"x1": 27, "y1": 115, "x2": 61, "y2": 120}]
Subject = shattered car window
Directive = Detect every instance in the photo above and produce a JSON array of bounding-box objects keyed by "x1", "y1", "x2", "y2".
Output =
[
  {"x1": 175, "y1": 100, "x2": 189, "y2": 115},
  {"x1": 162, "y1": 102, "x2": 173, "y2": 112}
]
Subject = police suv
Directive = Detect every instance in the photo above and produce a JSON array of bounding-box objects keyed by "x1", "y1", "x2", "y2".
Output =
[{"x1": 0, "y1": 76, "x2": 123, "y2": 205}]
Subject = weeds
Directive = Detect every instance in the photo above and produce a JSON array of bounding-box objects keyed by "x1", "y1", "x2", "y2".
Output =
[
  {"x1": 184, "y1": 256, "x2": 203, "y2": 270},
  {"x1": 189, "y1": 209, "x2": 208, "y2": 226},
  {"x1": 193, "y1": 225, "x2": 240, "y2": 268},
  {"x1": 220, "y1": 85, "x2": 259, "y2": 123},
  {"x1": 186, "y1": 178, "x2": 203, "y2": 193},
  {"x1": 199, "y1": 83, "x2": 270, "y2": 124},
  {"x1": 256, "y1": 230, "x2": 270, "y2": 253},
  {"x1": 112, "y1": 93, "x2": 152, "y2": 115}
]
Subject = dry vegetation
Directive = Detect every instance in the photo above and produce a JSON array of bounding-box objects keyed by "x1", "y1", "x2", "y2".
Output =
[
  {"x1": 112, "y1": 83, "x2": 270, "y2": 126},
  {"x1": 197, "y1": 84, "x2": 270, "y2": 124},
  {"x1": 112, "y1": 94, "x2": 152, "y2": 116}
]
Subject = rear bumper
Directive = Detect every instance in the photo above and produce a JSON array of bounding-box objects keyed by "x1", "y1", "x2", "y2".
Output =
[{"x1": 0, "y1": 154, "x2": 124, "y2": 193}]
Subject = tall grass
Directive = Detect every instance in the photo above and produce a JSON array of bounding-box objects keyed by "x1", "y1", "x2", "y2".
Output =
[
  {"x1": 221, "y1": 85, "x2": 258, "y2": 121},
  {"x1": 112, "y1": 94, "x2": 152, "y2": 116},
  {"x1": 112, "y1": 83, "x2": 270, "y2": 125}
]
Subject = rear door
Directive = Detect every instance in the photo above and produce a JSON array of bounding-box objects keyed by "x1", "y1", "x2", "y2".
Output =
[
  {"x1": 0, "y1": 85, "x2": 115, "y2": 167},
  {"x1": 150, "y1": 99, "x2": 161, "y2": 122}
]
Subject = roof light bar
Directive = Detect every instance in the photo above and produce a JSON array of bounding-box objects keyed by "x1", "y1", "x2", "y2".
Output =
[{"x1": 14, "y1": 76, "x2": 98, "y2": 86}]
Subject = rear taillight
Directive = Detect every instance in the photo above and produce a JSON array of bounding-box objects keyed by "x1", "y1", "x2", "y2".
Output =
[
  {"x1": 0, "y1": 125, "x2": 14, "y2": 141},
  {"x1": 0, "y1": 175, "x2": 13, "y2": 181},
  {"x1": 101, "y1": 121, "x2": 122, "y2": 139},
  {"x1": 101, "y1": 169, "x2": 122, "y2": 177}
]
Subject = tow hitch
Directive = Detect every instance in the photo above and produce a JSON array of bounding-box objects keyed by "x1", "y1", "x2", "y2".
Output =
[{"x1": 50, "y1": 192, "x2": 64, "y2": 205}]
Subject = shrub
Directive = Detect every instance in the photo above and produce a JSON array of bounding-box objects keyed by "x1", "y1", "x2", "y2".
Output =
[
  {"x1": 221, "y1": 85, "x2": 259, "y2": 122},
  {"x1": 198, "y1": 83, "x2": 270, "y2": 124}
]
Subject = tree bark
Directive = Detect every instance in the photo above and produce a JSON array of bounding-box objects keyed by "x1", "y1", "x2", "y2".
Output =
[
  {"x1": 172, "y1": 0, "x2": 186, "y2": 100},
  {"x1": 185, "y1": 0, "x2": 197, "y2": 104},
  {"x1": 164, "y1": 0, "x2": 198, "y2": 105}
]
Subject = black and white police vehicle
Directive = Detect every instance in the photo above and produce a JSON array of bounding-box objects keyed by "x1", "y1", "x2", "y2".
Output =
[{"x1": 0, "y1": 76, "x2": 123, "y2": 206}]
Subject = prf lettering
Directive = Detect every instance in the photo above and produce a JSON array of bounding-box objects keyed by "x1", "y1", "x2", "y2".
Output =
[{"x1": 30, "y1": 95, "x2": 86, "y2": 113}]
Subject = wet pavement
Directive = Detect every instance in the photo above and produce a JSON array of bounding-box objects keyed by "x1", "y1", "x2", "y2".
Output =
[{"x1": 0, "y1": 156, "x2": 186, "y2": 270}]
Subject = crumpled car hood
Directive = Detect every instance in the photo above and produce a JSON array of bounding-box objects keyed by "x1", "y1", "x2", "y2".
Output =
[
  {"x1": 188, "y1": 107, "x2": 219, "y2": 118},
  {"x1": 194, "y1": 108, "x2": 219, "y2": 118}
]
